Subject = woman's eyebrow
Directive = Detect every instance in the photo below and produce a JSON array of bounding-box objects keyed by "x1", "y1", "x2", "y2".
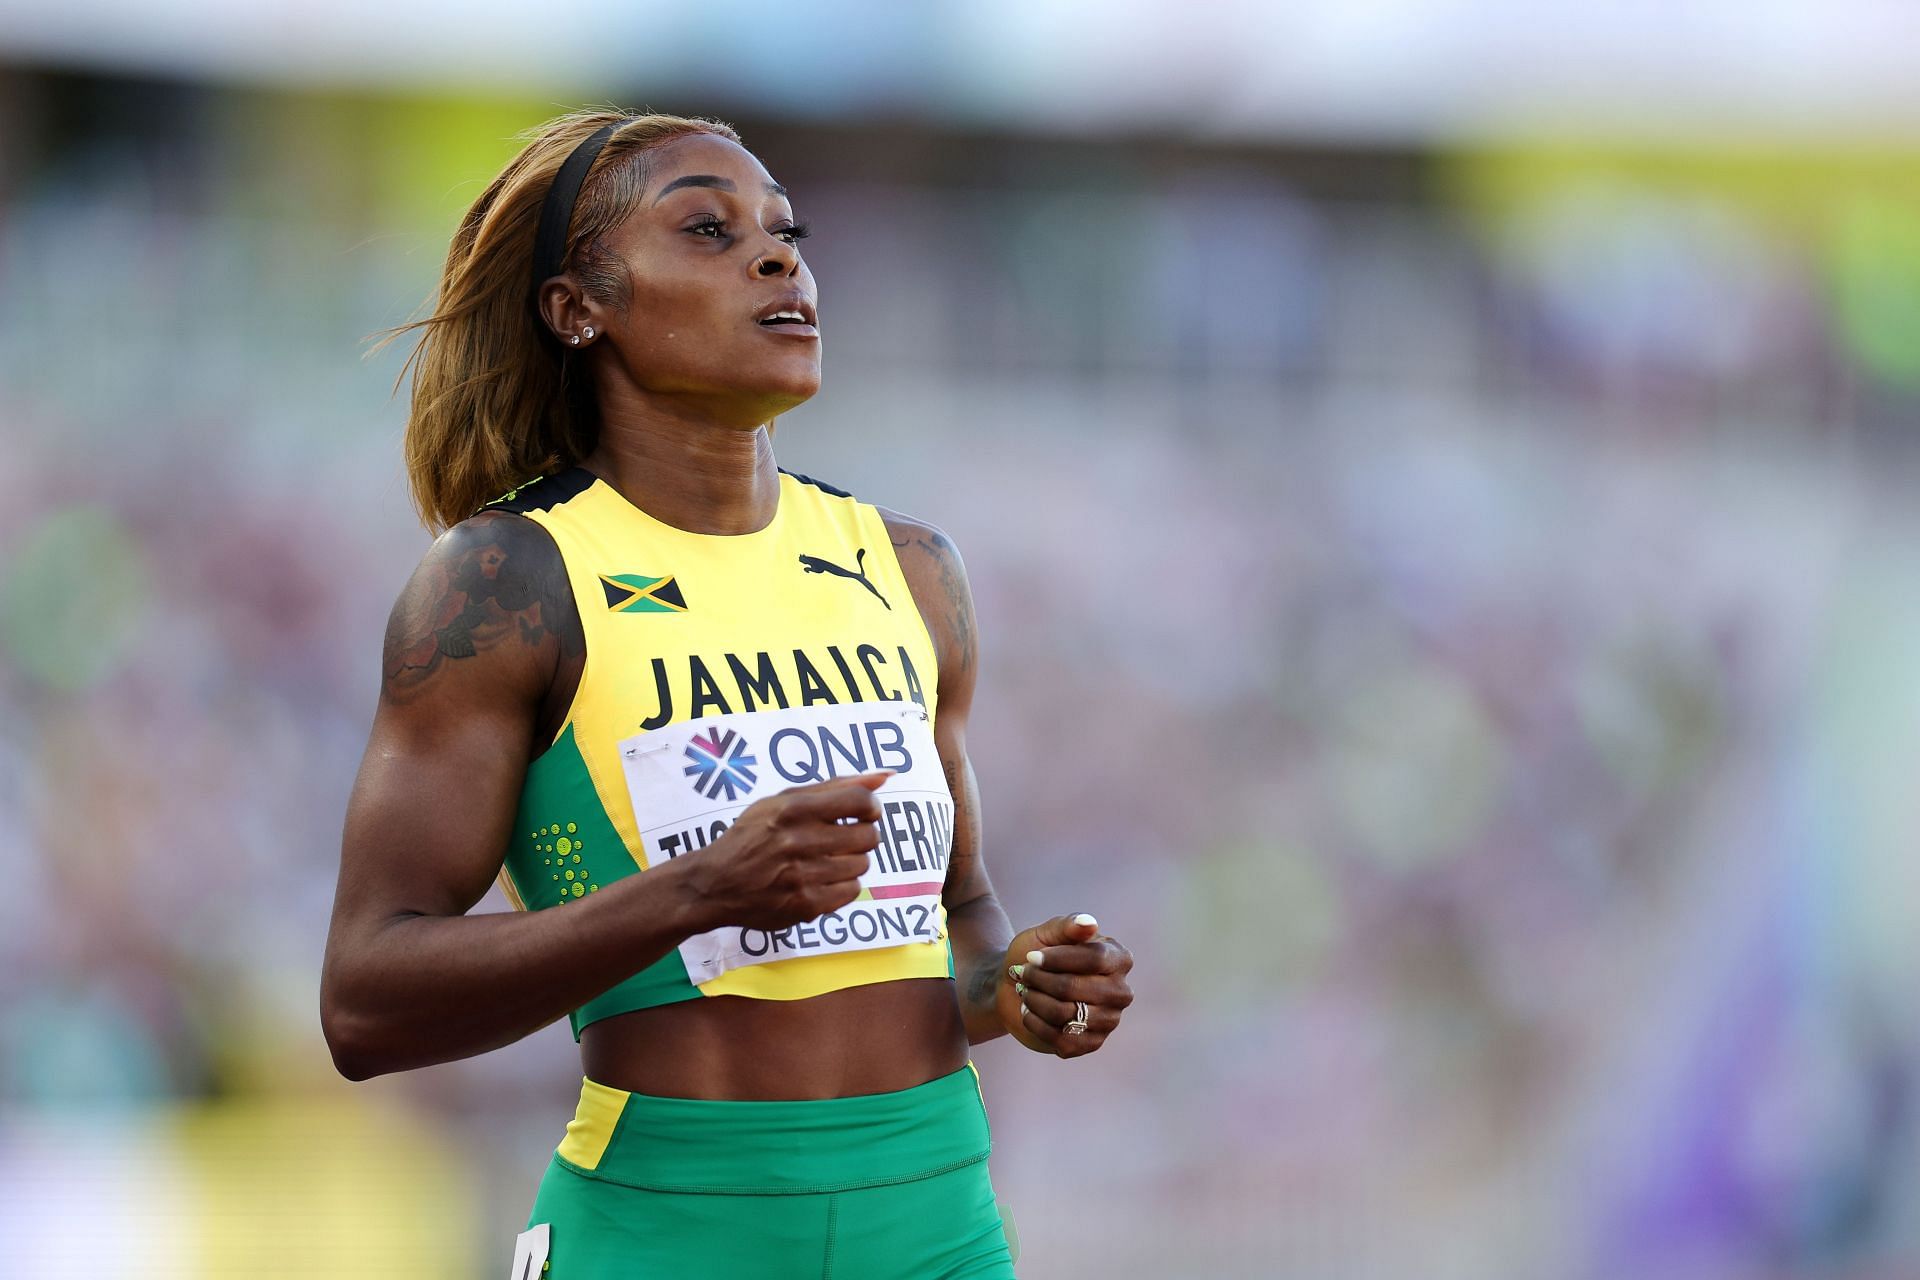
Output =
[{"x1": 652, "y1": 175, "x2": 789, "y2": 205}]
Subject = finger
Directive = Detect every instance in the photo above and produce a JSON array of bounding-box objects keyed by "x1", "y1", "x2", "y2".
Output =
[
  {"x1": 1013, "y1": 965, "x2": 1132, "y2": 1009},
  {"x1": 787, "y1": 769, "x2": 894, "y2": 795},
  {"x1": 790, "y1": 820, "x2": 880, "y2": 857},
  {"x1": 1023, "y1": 938, "x2": 1132, "y2": 977},
  {"x1": 804, "y1": 852, "x2": 872, "y2": 884},
  {"x1": 1021, "y1": 1004, "x2": 1101, "y2": 1058},
  {"x1": 1018, "y1": 985, "x2": 1078, "y2": 1028},
  {"x1": 781, "y1": 784, "x2": 888, "y2": 824},
  {"x1": 1027, "y1": 912, "x2": 1102, "y2": 950},
  {"x1": 1018, "y1": 1003, "x2": 1061, "y2": 1048},
  {"x1": 783, "y1": 771, "x2": 894, "y2": 790},
  {"x1": 1019, "y1": 986, "x2": 1121, "y2": 1035},
  {"x1": 786, "y1": 783, "x2": 890, "y2": 822},
  {"x1": 769, "y1": 820, "x2": 870, "y2": 860}
]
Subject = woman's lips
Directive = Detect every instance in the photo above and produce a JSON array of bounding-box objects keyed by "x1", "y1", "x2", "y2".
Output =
[{"x1": 755, "y1": 320, "x2": 819, "y2": 339}]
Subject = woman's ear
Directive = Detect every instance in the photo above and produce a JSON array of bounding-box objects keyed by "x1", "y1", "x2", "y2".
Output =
[{"x1": 535, "y1": 277, "x2": 593, "y2": 344}]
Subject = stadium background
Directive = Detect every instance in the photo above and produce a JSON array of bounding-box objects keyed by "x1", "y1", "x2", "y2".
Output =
[{"x1": 3, "y1": 5, "x2": 1919, "y2": 1276}]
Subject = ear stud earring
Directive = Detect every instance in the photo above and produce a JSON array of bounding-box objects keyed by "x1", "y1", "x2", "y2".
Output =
[
  {"x1": 584, "y1": 326, "x2": 595, "y2": 339},
  {"x1": 569, "y1": 335, "x2": 580, "y2": 345}
]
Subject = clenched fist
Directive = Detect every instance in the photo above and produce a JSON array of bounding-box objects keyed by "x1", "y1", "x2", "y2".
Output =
[{"x1": 677, "y1": 771, "x2": 891, "y2": 931}]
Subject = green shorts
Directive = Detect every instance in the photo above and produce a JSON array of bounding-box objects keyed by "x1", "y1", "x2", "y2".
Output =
[{"x1": 516, "y1": 1063, "x2": 1017, "y2": 1279}]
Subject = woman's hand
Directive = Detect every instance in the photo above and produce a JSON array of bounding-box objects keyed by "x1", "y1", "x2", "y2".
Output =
[
  {"x1": 996, "y1": 913, "x2": 1133, "y2": 1058},
  {"x1": 678, "y1": 771, "x2": 889, "y2": 932}
]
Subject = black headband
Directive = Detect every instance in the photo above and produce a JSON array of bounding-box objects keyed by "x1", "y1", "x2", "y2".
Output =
[{"x1": 530, "y1": 121, "x2": 622, "y2": 297}]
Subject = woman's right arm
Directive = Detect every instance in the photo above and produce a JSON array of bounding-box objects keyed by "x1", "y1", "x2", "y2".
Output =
[{"x1": 320, "y1": 512, "x2": 885, "y2": 1080}]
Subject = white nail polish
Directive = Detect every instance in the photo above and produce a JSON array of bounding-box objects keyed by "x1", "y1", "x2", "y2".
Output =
[
  {"x1": 1026, "y1": 950, "x2": 1044, "y2": 968},
  {"x1": 1073, "y1": 913, "x2": 1098, "y2": 928}
]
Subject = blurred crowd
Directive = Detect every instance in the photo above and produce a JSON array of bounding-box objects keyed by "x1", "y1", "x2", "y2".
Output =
[{"x1": 2, "y1": 72, "x2": 1918, "y2": 1278}]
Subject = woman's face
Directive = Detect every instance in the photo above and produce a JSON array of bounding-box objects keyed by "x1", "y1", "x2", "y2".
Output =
[{"x1": 584, "y1": 133, "x2": 820, "y2": 427}]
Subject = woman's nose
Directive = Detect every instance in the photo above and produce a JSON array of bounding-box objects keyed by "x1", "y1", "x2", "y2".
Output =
[{"x1": 754, "y1": 235, "x2": 798, "y2": 277}]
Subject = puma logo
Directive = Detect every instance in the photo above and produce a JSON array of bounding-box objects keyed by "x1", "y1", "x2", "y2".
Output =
[{"x1": 799, "y1": 548, "x2": 891, "y2": 610}]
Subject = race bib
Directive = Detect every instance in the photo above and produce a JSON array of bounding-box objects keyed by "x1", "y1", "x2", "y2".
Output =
[
  {"x1": 507, "y1": 1223, "x2": 549, "y2": 1279},
  {"x1": 618, "y1": 701, "x2": 953, "y2": 983}
]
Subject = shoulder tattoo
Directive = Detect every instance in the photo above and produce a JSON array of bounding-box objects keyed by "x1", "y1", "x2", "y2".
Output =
[
  {"x1": 890, "y1": 526, "x2": 975, "y2": 679},
  {"x1": 381, "y1": 513, "x2": 579, "y2": 702}
]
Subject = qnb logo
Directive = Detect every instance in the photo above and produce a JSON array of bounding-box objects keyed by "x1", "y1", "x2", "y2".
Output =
[{"x1": 684, "y1": 727, "x2": 759, "y2": 801}]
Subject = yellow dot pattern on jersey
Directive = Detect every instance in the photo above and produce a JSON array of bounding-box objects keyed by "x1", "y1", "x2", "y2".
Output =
[{"x1": 530, "y1": 819, "x2": 597, "y2": 904}]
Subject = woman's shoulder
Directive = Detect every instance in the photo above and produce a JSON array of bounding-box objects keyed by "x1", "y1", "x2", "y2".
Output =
[
  {"x1": 867, "y1": 502, "x2": 975, "y2": 690},
  {"x1": 875, "y1": 507, "x2": 958, "y2": 562},
  {"x1": 380, "y1": 506, "x2": 578, "y2": 704},
  {"x1": 422, "y1": 505, "x2": 568, "y2": 583},
  {"x1": 419, "y1": 466, "x2": 588, "y2": 602}
]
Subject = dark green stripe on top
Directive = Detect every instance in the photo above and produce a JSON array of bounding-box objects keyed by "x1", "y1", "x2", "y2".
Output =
[{"x1": 508, "y1": 724, "x2": 701, "y2": 1038}]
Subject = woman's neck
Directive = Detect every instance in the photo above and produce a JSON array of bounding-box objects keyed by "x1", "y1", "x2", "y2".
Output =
[{"x1": 585, "y1": 407, "x2": 780, "y2": 537}]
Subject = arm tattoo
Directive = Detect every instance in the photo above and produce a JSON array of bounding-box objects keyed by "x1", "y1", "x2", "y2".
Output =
[
  {"x1": 890, "y1": 528, "x2": 975, "y2": 679},
  {"x1": 381, "y1": 514, "x2": 580, "y2": 702},
  {"x1": 943, "y1": 757, "x2": 968, "y2": 871},
  {"x1": 944, "y1": 755, "x2": 982, "y2": 876},
  {"x1": 964, "y1": 941, "x2": 1000, "y2": 1010},
  {"x1": 946, "y1": 753, "x2": 1001, "y2": 1007}
]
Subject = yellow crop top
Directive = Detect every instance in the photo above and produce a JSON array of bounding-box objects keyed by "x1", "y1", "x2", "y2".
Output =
[{"x1": 488, "y1": 467, "x2": 954, "y2": 1039}]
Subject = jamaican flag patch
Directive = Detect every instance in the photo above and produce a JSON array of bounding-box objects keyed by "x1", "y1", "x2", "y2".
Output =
[{"x1": 600, "y1": 572, "x2": 688, "y2": 613}]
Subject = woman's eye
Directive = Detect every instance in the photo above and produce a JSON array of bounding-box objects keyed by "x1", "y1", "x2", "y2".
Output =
[{"x1": 688, "y1": 219, "x2": 809, "y2": 243}]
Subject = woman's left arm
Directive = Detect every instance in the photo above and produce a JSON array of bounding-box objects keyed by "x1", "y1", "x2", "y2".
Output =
[{"x1": 882, "y1": 510, "x2": 1134, "y2": 1057}]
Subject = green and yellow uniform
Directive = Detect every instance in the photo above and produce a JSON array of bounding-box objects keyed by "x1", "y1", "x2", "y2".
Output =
[{"x1": 489, "y1": 468, "x2": 1015, "y2": 1278}]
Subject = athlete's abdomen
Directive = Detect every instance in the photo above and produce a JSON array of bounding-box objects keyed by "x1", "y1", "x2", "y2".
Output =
[{"x1": 580, "y1": 976, "x2": 968, "y2": 1100}]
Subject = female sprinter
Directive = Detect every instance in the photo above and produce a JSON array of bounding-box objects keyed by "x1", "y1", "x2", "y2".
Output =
[{"x1": 320, "y1": 110, "x2": 1134, "y2": 1278}]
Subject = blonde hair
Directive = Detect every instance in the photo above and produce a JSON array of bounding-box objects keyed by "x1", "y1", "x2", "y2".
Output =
[{"x1": 375, "y1": 108, "x2": 742, "y2": 531}]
